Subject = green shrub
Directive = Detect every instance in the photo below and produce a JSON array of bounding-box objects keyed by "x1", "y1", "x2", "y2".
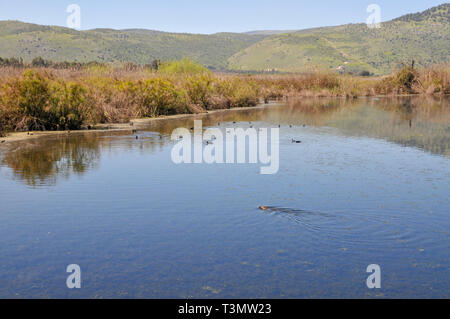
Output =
[
  {"x1": 0, "y1": 70, "x2": 92, "y2": 131},
  {"x1": 4, "y1": 70, "x2": 52, "y2": 130},
  {"x1": 184, "y1": 74, "x2": 214, "y2": 109},
  {"x1": 159, "y1": 58, "x2": 210, "y2": 75},
  {"x1": 216, "y1": 77, "x2": 259, "y2": 108},
  {"x1": 48, "y1": 81, "x2": 91, "y2": 130},
  {"x1": 135, "y1": 78, "x2": 189, "y2": 117}
]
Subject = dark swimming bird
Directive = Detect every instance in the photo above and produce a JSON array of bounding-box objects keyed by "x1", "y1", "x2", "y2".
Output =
[
  {"x1": 289, "y1": 125, "x2": 292, "y2": 128},
  {"x1": 132, "y1": 129, "x2": 137, "y2": 134},
  {"x1": 136, "y1": 136, "x2": 139, "y2": 140},
  {"x1": 291, "y1": 139, "x2": 302, "y2": 143}
]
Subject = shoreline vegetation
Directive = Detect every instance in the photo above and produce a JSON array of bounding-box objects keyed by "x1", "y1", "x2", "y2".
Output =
[{"x1": 0, "y1": 58, "x2": 449, "y2": 140}]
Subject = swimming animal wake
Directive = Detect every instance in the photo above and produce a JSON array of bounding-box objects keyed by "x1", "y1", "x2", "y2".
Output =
[
  {"x1": 258, "y1": 205, "x2": 335, "y2": 231},
  {"x1": 258, "y1": 206, "x2": 333, "y2": 218}
]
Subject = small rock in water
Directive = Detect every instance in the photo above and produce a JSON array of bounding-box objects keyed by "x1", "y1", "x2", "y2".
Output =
[{"x1": 259, "y1": 206, "x2": 269, "y2": 211}]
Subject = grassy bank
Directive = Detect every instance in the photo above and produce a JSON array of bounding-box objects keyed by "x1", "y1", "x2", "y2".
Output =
[{"x1": 0, "y1": 60, "x2": 449, "y2": 135}]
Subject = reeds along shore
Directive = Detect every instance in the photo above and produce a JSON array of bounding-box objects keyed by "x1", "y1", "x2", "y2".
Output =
[{"x1": 0, "y1": 61, "x2": 449, "y2": 135}]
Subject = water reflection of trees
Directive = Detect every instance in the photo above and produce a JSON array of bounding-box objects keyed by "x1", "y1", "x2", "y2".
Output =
[
  {"x1": 0, "y1": 131, "x2": 168, "y2": 186},
  {"x1": 1, "y1": 134, "x2": 101, "y2": 186},
  {"x1": 0, "y1": 96, "x2": 448, "y2": 186},
  {"x1": 284, "y1": 96, "x2": 450, "y2": 156},
  {"x1": 146, "y1": 97, "x2": 449, "y2": 157}
]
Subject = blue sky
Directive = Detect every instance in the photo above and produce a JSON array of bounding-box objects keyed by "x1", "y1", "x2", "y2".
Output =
[{"x1": 0, "y1": 0, "x2": 446, "y2": 33}]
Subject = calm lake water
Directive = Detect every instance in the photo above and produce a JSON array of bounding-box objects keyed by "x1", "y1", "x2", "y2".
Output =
[{"x1": 0, "y1": 97, "x2": 449, "y2": 298}]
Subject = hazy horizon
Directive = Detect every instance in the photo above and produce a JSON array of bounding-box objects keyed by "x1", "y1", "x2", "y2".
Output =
[{"x1": 0, "y1": 0, "x2": 447, "y2": 34}]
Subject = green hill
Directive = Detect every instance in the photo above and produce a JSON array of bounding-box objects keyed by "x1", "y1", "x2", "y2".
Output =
[
  {"x1": 0, "y1": 21, "x2": 266, "y2": 70},
  {"x1": 228, "y1": 4, "x2": 450, "y2": 74},
  {"x1": 0, "y1": 4, "x2": 449, "y2": 74}
]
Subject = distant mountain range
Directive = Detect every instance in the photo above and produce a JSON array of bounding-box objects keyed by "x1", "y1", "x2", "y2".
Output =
[
  {"x1": 0, "y1": 3, "x2": 449, "y2": 74},
  {"x1": 230, "y1": 4, "x2": 450, "y2": 74}
]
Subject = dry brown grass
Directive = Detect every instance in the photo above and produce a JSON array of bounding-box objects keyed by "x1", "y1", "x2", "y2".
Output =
[{"x1": 0, "y1": 64, "x2": 448, "y2": 134}]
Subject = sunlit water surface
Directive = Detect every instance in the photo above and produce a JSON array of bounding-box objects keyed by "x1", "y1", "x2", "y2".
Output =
[{"x1": 0, "y1": 97, "x2": 449, "y2": 298}]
